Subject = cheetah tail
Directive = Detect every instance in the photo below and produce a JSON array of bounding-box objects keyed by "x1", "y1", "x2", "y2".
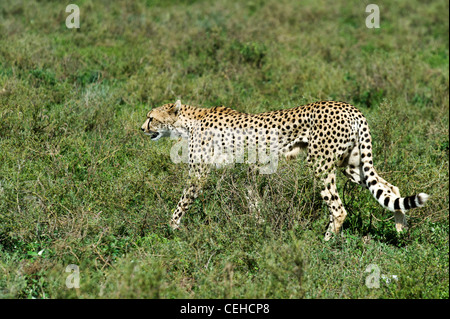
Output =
[
  {"x1": 384, "y1": 192, "x2": 430, "y2": 212},
  {"x1": 364, "y1": 173, "x2": 430, "y2": 212},
  {"x1": 358, "y1": 122, "x2": 429, "y2": 212}
]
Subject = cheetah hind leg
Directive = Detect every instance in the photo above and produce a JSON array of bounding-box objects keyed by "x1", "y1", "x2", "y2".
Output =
[
  {"x1": 342, "y1": 145, "x2": 366, "y2": 188},
  {"x1": 320, "y1": 171, "x2": 348, "y2": 241},
  {"x1": 343, "y1": 145, "x2": 401, "y2": 200},
  {"x1": 342, "y1": 145, "x2": 401, "y2": 196}
]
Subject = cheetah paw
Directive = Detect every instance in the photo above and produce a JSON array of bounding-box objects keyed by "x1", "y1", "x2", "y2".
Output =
[
  {"x1": 324, "y1": 231, "x2": 333, "y2": 241},
  {"x1": 170, "y1": 219, "x2": 180, "y2": 230}
]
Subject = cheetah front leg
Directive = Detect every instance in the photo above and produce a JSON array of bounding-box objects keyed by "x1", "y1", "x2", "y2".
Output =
[
  {"x1": 170, "y1": 162, "x2": 209, "y2": 229},
  {"x1": 170, "y1": 182, "x2": 201, "y2": 229}
]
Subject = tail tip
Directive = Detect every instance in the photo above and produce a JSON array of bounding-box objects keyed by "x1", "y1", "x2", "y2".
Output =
[{"x1": 418, "y1": 193, "x2": 430, "y2": 206}]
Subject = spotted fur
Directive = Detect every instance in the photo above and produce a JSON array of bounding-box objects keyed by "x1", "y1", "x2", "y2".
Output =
[{"x1": 141, "y1": 100, "x2": 429, "y2": 240}]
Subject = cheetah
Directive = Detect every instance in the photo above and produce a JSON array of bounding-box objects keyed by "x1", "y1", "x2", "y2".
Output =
[{"x1": 141, "y1": 99, "x2": 429, "y2": 240}]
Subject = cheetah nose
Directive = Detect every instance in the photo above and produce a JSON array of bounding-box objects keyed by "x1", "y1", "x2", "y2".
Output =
[{"x1": 141, "y1": 128, "x2": 145, "y2": 131}]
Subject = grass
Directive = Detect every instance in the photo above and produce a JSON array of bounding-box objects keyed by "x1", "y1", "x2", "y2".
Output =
[{"x1": 0, "y1": 0, "x2": 448, "y2": 299}]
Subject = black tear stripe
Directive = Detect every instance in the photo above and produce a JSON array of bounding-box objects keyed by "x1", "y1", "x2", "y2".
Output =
[
  {"x1": 376, "y1": 189, "x2": 383, "y2": 200},
  {"x1": 394, "y1": 198, "x2": 400, "y2": 210},
  {"x1": 384, "y1": 197, "x2": 390, "y2": 207}
]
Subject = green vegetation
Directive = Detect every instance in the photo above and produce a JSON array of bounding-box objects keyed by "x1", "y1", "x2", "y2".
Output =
[{"x1": 0, "y1": 0, "x2": 448, "y2": 299}]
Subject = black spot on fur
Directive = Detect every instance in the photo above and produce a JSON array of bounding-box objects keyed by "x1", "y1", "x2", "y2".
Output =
[{"x1": 376, "y1": 189, "x2": 383, "y2": 200}]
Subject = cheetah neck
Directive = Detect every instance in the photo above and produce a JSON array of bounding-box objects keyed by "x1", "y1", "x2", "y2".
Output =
[
  {"x1": 176, "y1": 104, "x2": 209, "y2": 127},
  {"x1": 170, "y1": 104, "x2": 208, "y2": 137}
]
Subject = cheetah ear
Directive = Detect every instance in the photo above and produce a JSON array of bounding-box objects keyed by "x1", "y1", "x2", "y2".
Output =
[
  {"x1": 174, "y1": 99, "x2": 181, "y2": 110},
  {"x1": 170, "y1": 99, "x2": 181, "y2": 116}
]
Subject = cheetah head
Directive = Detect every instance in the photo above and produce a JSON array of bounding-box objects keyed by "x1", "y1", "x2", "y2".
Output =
[{"x1": 141, "y1": 100, "x2": 183, "y2": 141}]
